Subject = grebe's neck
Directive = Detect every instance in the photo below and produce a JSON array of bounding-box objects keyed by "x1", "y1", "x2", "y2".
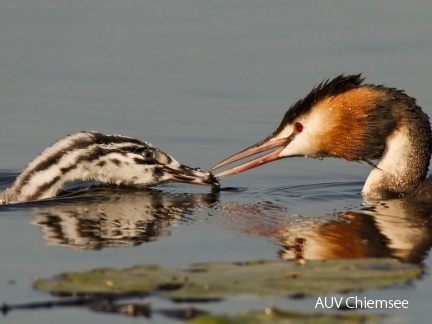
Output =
[{"x1": 362, "y1": 97, "x2": 432, "y2": 200}]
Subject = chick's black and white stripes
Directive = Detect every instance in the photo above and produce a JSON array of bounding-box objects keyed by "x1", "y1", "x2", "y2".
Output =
[{"x1": 0, "y1": 131, "x2": 215, "y2": 204}]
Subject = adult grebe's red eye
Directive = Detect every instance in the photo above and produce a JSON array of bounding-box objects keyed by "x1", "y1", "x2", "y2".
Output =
[{"x1": 294, "y1": 122, "x2": 303, "y2": 133}]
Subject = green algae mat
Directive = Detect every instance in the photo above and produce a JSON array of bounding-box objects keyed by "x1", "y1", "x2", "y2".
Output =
[{"x1": 35, "y1": 258, "x2": 420, "y2": 299}]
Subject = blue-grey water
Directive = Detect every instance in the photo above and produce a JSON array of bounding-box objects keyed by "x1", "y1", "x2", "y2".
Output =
[{"x1": 1, "y1": 1, "x2": 432, "y2": 323}]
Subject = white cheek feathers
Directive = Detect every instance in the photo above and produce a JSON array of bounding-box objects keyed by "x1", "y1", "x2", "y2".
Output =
[{"x1": 274, "y1": 111, "x2": 326, "y2": 158}]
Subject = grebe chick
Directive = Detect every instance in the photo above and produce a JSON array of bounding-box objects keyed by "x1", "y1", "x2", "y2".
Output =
[
  {"x1": 0, "y1": 131, "x2": 218, "y2": 204},
  {"x1": 212, "y1": 74, "x2": 432, "y2": 200}
]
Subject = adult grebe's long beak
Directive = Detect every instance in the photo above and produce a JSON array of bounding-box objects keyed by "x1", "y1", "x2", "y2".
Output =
[
  {"x1": 156, "y1": 164, "x2": 219, "y2": 187},
  {"x1": 212, "y1": 137, "x2": 290, "y2": 177}
]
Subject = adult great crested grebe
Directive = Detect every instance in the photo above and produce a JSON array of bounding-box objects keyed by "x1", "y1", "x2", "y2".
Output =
[
  {"x1": 0, "y1": 131, "x2": 218, "y2": 204},
  {"x1": 212, "y1": 74, "x2": 432, "y2": 201}
]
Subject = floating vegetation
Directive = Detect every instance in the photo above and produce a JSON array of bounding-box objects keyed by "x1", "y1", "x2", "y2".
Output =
[
  {"x1": 0, "y1": 258, "x2": 417, "y2": 322},
  {"x1": 190, "y1": 307, "x2": 385, "y2": 324},
  {"x1": 34, "y1": 258, "x2": 420, "y2": 300}
]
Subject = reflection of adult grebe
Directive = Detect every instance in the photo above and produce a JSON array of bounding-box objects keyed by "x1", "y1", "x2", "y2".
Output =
[
  {"x1": 213, "y1": 75, "x2": 432, "y2": 200},
  {"x1": 0, "y1": 131, "x2": 218, "y2": 204},
  {"x1": 217, "y1": 199, "x2": 432, "y2": 263}
]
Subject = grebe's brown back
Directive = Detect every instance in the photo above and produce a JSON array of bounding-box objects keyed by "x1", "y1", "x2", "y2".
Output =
[{"x1": 212, "y1": 74, "x2": 432, "y2": 201}]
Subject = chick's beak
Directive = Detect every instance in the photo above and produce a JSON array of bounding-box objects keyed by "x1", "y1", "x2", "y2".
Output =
[
  {"x1": 156, "y1": 164, "x2": 220, "y2": 187},
  {"x1": 212, "y1": 137, "x2": 290, "y2": 177}
]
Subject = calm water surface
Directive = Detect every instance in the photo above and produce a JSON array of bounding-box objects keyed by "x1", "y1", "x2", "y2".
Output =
[{"x1": 1, "y1": 1, "x2": 432, "y2": 323}]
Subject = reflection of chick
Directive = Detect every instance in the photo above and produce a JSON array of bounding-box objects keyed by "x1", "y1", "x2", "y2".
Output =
[{"x1": 31, "y1": 188, "x2": 218, "y2": 250}]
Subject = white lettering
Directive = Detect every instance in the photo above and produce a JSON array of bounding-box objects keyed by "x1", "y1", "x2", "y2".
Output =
[
  {"x1": 375, "y1": 300, "x2": 388, "y2": 308},
  {"x1": 333, "y1": 297, "x2": 344, "y2": 308},
  {"x1": 346, "y1": 296, "x2": 355, "y2": 309},
  {"x1": 315, "y1": 297, "x2": 324, "y2": 308},
  {"x1": 315, "y1": 297, "x2": 344, "y2": 309},
  {"x1": 317, "y1": 296, "x2": 409, "y2": 309}
]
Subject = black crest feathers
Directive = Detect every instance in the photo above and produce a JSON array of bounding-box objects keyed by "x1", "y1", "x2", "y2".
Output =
[{"x1": 274, "y1": 74, "x2": 364, "y2": 134}]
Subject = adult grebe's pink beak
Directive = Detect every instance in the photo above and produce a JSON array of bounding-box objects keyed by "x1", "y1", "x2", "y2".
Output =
[{"x1": 212, "y1": 137, "x2": 291, "y2": 177}]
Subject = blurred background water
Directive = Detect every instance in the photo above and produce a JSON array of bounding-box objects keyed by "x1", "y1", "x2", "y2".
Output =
[{"x1": 1, "y1": 1, "x2": 432, "y2": 323}]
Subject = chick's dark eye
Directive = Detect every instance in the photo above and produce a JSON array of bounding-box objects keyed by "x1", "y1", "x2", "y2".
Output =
[
  {"x1": 142, "y1": 149, "x2": 155, "y2": 161},
  {"x1": 294, "y1": 122, "x2": 304, "y2": 133}
]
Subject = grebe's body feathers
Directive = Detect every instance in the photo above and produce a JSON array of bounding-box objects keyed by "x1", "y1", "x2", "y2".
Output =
[{"x1": 213, "y1": 74, "x2": 432, "y2": 200}]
